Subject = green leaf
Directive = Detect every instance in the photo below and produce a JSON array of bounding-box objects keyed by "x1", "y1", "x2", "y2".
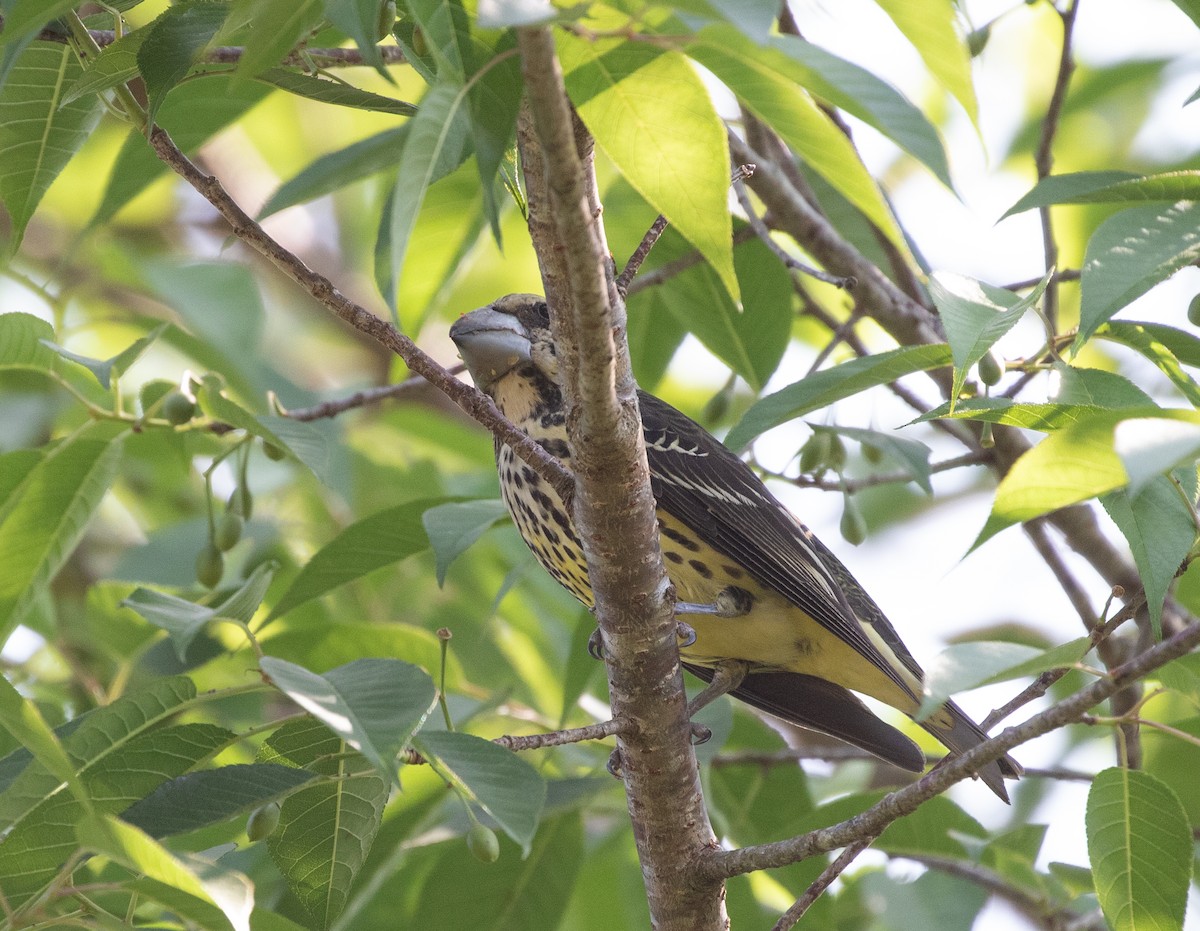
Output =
[
  {"x1": 324, "y1": 0, "x2": 389, "y2": 75},
  {"x1": 1053, "y1": 363, "x2": 1156, "y2": 408},
  {"x1": 412, "y1": 730, "x2": 546, "y2": 854},
  {"x1": 1086, "y1": 767, "x2": 1191, "y2": 931},
  {"x1": 123, "y1": 561, "x2": 277, "y2": 661},
  {"x1": 0, "y1": 1, "x2": 77, "y2": 48},
  {"x1": 1097, "y1": 321, "x2": 1200, "y2": 408},
  {"x1": 137, "y1": 0, "x2": 230, "y2": 125},
  {"x1": 768, "y1": 34, "x2": 951, "y2": 187},
  {"x1": 263, "y1": 620, "x2": 464, "y2": 682},
  {"x1": 917, "y1": 638, "x2": 1092, "y2": 720},
  {"x1": 0, "y1": 42, "x2": 102, "y2": 250},
  {"x1": 231, "y1": 0, "x2": 323, "y2": 80},
  {"x1": 1102, "y1": 471, "x2": 1197, "y2": 639},
  {"x1": 724, "y1": 344, "x2": 952, "y2": 451},
  {"x1": 0, "y1": 676, "x2": 83, "y2": 803},
  {"x1": 0, "y1": 311, "x2": 58, "y2": 372},
  {"x1": 121, "y1": 763, "x2": 317, "y2": 838},
  {"x1": 256, "y1": 68, "x2": 416, "y2": 114},
  {"x1": 259, "y1": 125, "x2": 407, "y2": 218},
  {"x1": 78, "y1": 813, "x2": 254, "y2": 931},
  {"x1": 256, "y1": 415, "x2": 331, "y2": 483},
  {"x1": 1000, "y1": 170, "x2": 1139, "y2": 218},
  {"x1": 558, "y1": 34, "x2": 738, "y2": 302},
  {"x1": 873, "y1": 0, "x2": 977, "y2": 124},
  {"x1": 260, "y1": 657, "x2": 437, "y2": 781},
  {"x1": 61, "y1": 26, "x2": 148, "y2": 104},
  {"x1": 929, "y1": 269, "x2": 1050, "y2": 410},
  {"x1": 0, "y1": 429, "x2": 123, "y2": 639},
  {"x1": 384, "y1": 79, "x2": 473, "y2": 308},
  {"x1": 973, "y1": 410, "x2": 1130, "y2": 549},
  {"x1": 267, "y1": 498, "x2": 447, "y2": 620},
  {"x1": 261, "y1": 717, "x2": 389, "y2": 931},
  {"x1": 39, "y1": 324, "x2": 167, "y2": 390},
  {"x1": 421, "y1": 499, "x2": 510, "y2": 586},
  {"x1": 915, "y1": 398, "x2": 1115, "y2": 432},
  {"x1": 1075, "y1": 201, "x2": 1200, "y2": 349},
  {"x1": 1064, "y1": 170, "x2": 1200, "y2": 205},
  {"x1": 687, "y1": 27, "x2": 906, "y2": 247}
]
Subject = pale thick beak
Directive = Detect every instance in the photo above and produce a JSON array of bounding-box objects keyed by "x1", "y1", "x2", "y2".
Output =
[{"x1": 449, "y1": 306, "x2": 532, "y2": 391}]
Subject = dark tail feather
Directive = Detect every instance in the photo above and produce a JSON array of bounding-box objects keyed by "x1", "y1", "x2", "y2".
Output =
[
  {"x1": 684, "y1": 664, "x2": 925, "y2": 773},
  {"x1": 922, "y1": 700, "x2": 1022, "y2": 804}
]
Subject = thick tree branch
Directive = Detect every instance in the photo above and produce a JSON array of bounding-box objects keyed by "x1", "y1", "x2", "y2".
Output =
[{"x1": 516, "y1": 27, "x2": 725, "y2": 931}]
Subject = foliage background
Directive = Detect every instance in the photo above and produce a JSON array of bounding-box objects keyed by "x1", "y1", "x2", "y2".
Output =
[{"x1": 1, "y1": 0, "x2": 1200, "y2": 929}]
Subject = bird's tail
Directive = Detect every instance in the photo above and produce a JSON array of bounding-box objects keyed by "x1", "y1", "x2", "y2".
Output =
[{"x1": 920, "y1": 700, "x2": 1022, "y2": 803}]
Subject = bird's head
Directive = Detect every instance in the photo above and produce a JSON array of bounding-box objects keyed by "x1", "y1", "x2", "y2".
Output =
[{"x1": 449, "y1": 294, "x2": 560, "y2": 395}]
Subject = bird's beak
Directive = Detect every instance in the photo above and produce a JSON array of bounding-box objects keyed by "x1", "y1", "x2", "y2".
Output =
[{"x1": 449, "y1": 306, "x2": 533, "y2": 391}]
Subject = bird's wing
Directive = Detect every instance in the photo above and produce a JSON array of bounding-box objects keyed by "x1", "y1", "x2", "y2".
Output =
[{"x1": 639, "y1": 391, "x2": 922, "y2": 699}]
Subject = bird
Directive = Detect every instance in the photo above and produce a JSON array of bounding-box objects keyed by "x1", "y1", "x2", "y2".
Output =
[{"x1": 449, "y1": 293, "x2": 1020, "y2": 801}]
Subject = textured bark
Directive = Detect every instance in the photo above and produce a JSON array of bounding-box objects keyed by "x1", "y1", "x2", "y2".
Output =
[{"x1": 516, "y1": 28, "x2": 727, "y2": 931}]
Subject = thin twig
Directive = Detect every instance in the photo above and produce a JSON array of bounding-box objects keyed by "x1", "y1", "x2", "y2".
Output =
[
  {"x1": 280, "y1": 365, "x2": 465, "y2": 422},
  {"x1": 402, "y1": 718, "x2": 623, "y2": 765},
  {"x1": 772, "y1": 839, "x2": 874, "y2": 931},
  {"x1": 735, "y1": 179, "x2": 855, "y2": 289},
  {"x1": 1003, "y1": 269, "x2": 1080, "y2": 292},
  {"x1": 143, "y1": 125, "x2": 576, "y2": 506},
  {"x1": 624, "y1": 227, "x2": 756, "y2": 296},
  {"x1": 780, "y1": 451, "x2": 991, "y2": 493},
  {"x1": 1033, "y1": 0, "x2": 1080, "y2": 331}
]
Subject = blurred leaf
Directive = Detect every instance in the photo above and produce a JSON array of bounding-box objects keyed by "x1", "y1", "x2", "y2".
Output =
[
  {"x1": 0, "y1": 428, "x2": 123, "y2": 640},
  {"x1": 1001, "y1": 170, "x2": 1139, "y2": 218},
  {"x1": 121, "y1": 763, "x2": 317, "y2": 838},
  {"x1": 259, "y1": 125, "x2": 407, "y2": 218},
  {"x1": 874, "y1": 0, "x2": 977, "y2": 123},
  {"x1": 1075, "y1": 201, "x2": 1200, "y2": 350},
  {"x1": 928, "y1": 269, "x2": 1050, "y2": 410},
  {"x1": 819, "y1": 423, "x2": 932, "y2": 493},
  {"x1": 412, "y1": 730, "x2": 546, "y2": 853},
  {"x1": 558, "y1": 34, "x2": 737, "y2": 302},
  {"x1": 39, "y1": 323, "x2": 167, "y2": 390},
  {"x1": 260, "y1": 656, "x2": 437, "y2": 781},
  {"x1": 422, "y1": 498, "x2": 510, "y2": 586},
  {"x1": 1086, "y1": 767, "x2": 1190, "y2": 931},
  {"x1": 257, "y1": 68, "x2": 416, "y2": 114},
  {"x1": 0, "y1": 42, "x2": 102, "y2": 250},
  {"x1": 0, "y1": 312, "x2": 58, "y2": 372},
  {"x1": 0, "y1": 1, "x2": 77, "y2": 48},
  {"x1": 261, "y1": 717, "x2": 389, "y2": 930},
  {"x1": 325, "y1": 0, "x2": 389, "y2": 74},
  {"x1": 725, "y1": 344, "x2": 952, "y2": 451},
  {"x1": 268, "y1": 498, "x2": 448, "y2": 620},
  {"x1": 916, "y1": 398, "x2": 1111, "y2": 431},
  {"x1": 0, "y1": 676, "x2": 82, "y2": 801},
  {"x1": 257, "y1": 416, "x2": 331, "y2": 484},
  {"x1": 79, "y1": 813, "x2": 253, "y2": 931},
  {"x1": 137, "y1": 0, "x2": 230, "y2": 125},
  {"x1": 1112, "y1": 416, "x2": 1200, "y2": 493},
  {"x1": 689, "y1": 27, "x2": 906, "y2": 247},
  {"x1": 92, "y1": 77, "x2": 269, "y2": 226},
  {"x1": 917, "y1": 639, "x2": 1091, "y2": 720},
  {"x1": 408, "y1": 814, "x2": 582, "y2": 930},
  {"x1": 1102, "y1": 471, "x2": 1197, "y2": 638}
]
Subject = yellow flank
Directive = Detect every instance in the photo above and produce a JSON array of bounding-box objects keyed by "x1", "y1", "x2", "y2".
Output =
[{"x1": 653, "y1": 513, "x2": 922, "y2": 714}]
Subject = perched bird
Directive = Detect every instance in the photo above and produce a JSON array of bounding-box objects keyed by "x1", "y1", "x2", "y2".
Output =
[{"x1": 450, "y1": 294, "x2": 1019, "y2": 801}]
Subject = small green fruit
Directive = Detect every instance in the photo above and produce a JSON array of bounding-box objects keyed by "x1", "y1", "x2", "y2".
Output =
[
  {"x1": 799, "y1": 432, "x2": 832, "y2": 473},
  {"x1": 196, "y1": 543, "x2": 224, "y2": 588},
  {"x1": 246, "y1": 802, "x2": 281, "y2": 842},
  {"x1": 977, "y1": 349, "x2": 1004, "y2": 387},
  {"x1": 215, "y1": 512, "x2": 244, "y2": 552},
  {"x1": 376, "y1": 0, "x2": 397, "y2": 40},
  {"x1": 840, "y1": 495, "x2": 867, "y2": 546},
  {"x1": 967, "y1": 22, "x2": 991, "y2": 57},
  {"x1": 1188, "y1": 294, "x2": 1200, "y2": 327},
  {"x1": 162, "y1": 391, "x2": 197, "y2": 425},
  {"x1": 467, "y1": 823, "x2": 500, "y2": 863},
  {"x1": 979, "y1": 420, "x2": 995, "y2": 449},
  {"x1": 825, "y1": 434, "x2": 847, "y2": 473},
  {"x1": 862, "y1": 442, "x2": 885, "y2": 465},
  {"x1": 263, "y1": 441, "x2": 286, "y2": 461},
  {"x1": 228, "y1": 485, "x2": 253, "y2": 519}
]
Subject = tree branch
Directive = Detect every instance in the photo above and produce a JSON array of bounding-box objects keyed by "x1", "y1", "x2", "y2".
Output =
[
  {"x1": 702, "y1": 618, "x2": 1200, "y2": 879},
  {"x1": 516, "y1": 27, "x2": 725, "y2": 931}
]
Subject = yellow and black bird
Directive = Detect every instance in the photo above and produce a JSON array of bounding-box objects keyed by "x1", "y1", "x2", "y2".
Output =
[{"x1": 450, "y1": 294, "x2": 1019, "y2": 801}]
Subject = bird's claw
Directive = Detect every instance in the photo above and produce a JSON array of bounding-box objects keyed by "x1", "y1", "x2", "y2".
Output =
[
  {"x1": 606, "y1": 748, "x2": 623, "y2": 778},
  {"x1": 690, "y1": 723, "x2": 712, "y2": 745},
  {"x1": 587, "y1": 627, "x2": 605, "y2": 661},
  {"x1": 676, "y1": 621, "x2": 696, "y2": 648}
]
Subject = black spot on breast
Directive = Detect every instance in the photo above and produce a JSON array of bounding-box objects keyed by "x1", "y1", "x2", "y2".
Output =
[
  {"x1": 661, "y1": 525, "x2": 700, "y2": 552},
  {"x1": 663, "y1": 551, "x2": 684, "y2": 564},
  {"x1": 688, "y1": 559, "x2": 712, "y2": 579},
  {"x1": 720, "y1": 564, "x2": 743, "y2": 580},
  {"x1": 793, "y1": 638, "x2": 818, "y2": 657}
]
